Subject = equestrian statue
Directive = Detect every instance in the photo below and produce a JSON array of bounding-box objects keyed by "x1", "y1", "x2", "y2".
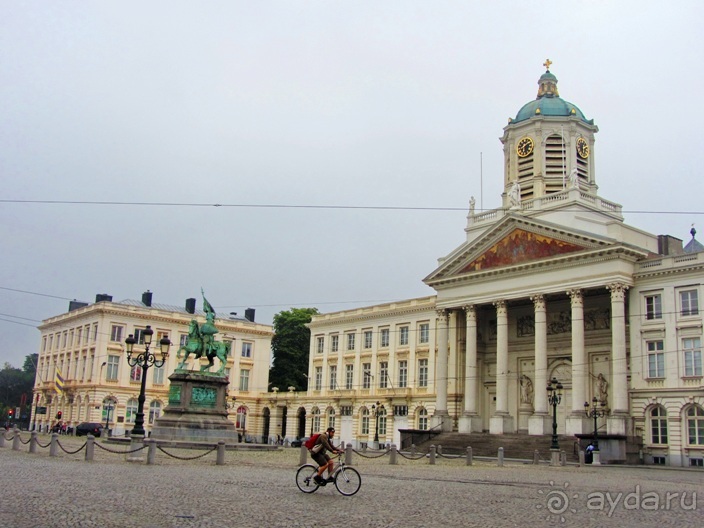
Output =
[{"x1": 176, "y1": 289, "x2": 231, "y2": 375}]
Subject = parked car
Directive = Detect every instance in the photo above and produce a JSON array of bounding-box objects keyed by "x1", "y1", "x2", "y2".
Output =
[
  {"x1": 75, "y1": 422, "x2": 104, "y2": 437},
  {"x1": 291, "y1": 437, "x2": 308, "y2": 448}
]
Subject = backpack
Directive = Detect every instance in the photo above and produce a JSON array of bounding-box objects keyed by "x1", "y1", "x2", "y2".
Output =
[{"x1": 304, "y1": 433, "x2": 321, "y2": 450}]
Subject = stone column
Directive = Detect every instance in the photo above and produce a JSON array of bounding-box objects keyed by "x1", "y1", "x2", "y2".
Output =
[
  {"x1": 490, "y1": 300, "x2": 512, "y2": 434},
  {"x1": 607, "y1": 283, "x2": 629, "y2": 435},
  {"x1": 433, "y1": 309, "x2": 451, "y2": 431},
  {"x1": 459, "y1": 305, "x2": 482, "y2": 433},
  {"x1": 566, "y1": 289, "x2": 587, "y2": 435},
  {"x1": 529, "y1": 295, "x2": 550, "y2": 435}
]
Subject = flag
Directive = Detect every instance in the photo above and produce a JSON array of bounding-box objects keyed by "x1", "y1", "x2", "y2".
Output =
[{"x1": 54, "y1": 367, "x2": 64, "y2": 395}]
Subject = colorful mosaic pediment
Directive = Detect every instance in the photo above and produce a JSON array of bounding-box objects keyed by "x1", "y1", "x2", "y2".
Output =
[{"x1": 459, "y1": 229, "x2": 586, "y2": 273}]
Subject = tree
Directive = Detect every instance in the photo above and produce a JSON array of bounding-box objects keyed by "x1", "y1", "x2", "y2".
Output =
[
  {"x1": 269, "y1": 307, "x2": 318, "y2": 392},
  {"x1": 0, "y1": 354, "x2": 37, "y2": 426}
]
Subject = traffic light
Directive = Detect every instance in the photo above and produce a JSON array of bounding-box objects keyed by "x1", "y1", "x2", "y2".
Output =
[
  {"x1": 8, "y1": 408, "x2": 14, "y2": 419},
  {"x1": 56, "y1": 411, "x2": 62, "y2": 420}
]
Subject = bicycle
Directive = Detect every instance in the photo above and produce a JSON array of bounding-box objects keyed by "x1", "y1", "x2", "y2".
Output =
[{"x1": 295, "y1": 453, "x2": 362, "y2": 496}]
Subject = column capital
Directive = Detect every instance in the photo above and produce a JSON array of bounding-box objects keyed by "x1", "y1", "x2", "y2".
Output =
[
  {"x1": 435, "y1": 308, "x2": 449, "y2": 320},
  {"x1": 493, "y1": 300, "x2": 506, "y2": 314},
  {"x1": 566, "y1": 289, "x2": 583, "y2": 305},
  {"x1": 530, "y1": 294, "x2": 546, "y2": 310},
  {"x1": 463, "y1": 305, "x2": 476, "y2": 318},
  {"x1": 607, "y1": 282, "x2": 629, "y2": 301}
]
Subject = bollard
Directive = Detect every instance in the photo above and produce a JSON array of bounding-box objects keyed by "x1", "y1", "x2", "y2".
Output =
[
  {"x1": 216, "y1": 441, "x2": 226, "y2": 465},
  {"x1": 29, "y1": 431, "x2": 38, "y2": 454},
  {"x1": 126, "y1": 432, "x2": 145, "y2": 462},
  {"x1": 85, "y1": 435, "x2": 94, "y2": 461},
  {"x1": 497, "y1": 447, "x2": 504, "y2": 467},
  {"x1": 560, "y1": 450, "x2": 566, "y2": 466},
  {"x1": 411, "y1": 443, "x2": 416, "y2": 456},
  {"x1": 50, "y1": 433, "x2": 59, "y2": 457},
  {"x1": 466, "y1": 446, "x2": 473, "y2": 466},
  {"x1": 389, "y1": 444, "x2": 398, "y2": 465},
  {"x1": 146, "y1": 439, "x2": 157, "y2": 465},
  {"x1": 12, "y1": 431, "x2": 21, "y2": 451},
  {"x1": 0, "y1": 431, "x2": 5, "y2": 448},
  {"x1": 299, "y1": 445, "x2": 308, "y2": 466},
  {"x1": 437, "y1": 444, "x2": 442, "y2": 455},
  {"x1": 345, "y1": 443, "x2": 353, "y2": 466},
  {"x1": 592, "y1": 450, "x2": 602, "y2": 466},
  {"x1": 578, "y1": 450, "x2": 585, "y2": 467},
  {"x1": 429, "y1": 445, "x2": 436, "y2": 465},
  {"x1": 533, "y1": 449, "x2": 540, "y2": 465}
]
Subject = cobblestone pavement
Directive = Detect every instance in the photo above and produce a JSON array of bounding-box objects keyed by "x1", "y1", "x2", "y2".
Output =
[{"x1": 1, "y1": 434, "x2": 703, "y2": 528}]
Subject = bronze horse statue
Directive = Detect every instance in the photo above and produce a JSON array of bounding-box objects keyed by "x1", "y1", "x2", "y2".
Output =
[{"x1": 176, "y1": 320, "x2": 230, "y2": 375}]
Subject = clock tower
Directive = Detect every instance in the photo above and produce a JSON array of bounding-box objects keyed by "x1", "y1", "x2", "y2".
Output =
[{"x1": 500, "y1": 60, "x2": 599, "y2": 208}]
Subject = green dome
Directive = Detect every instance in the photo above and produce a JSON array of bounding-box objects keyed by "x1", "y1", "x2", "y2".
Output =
[{"x1": 512, "y1": 67, "x2": 593, "y2": 125}]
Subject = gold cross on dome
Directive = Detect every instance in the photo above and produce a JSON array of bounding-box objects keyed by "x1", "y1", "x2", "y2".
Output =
[{"x1": 543, "y1": 59, "x2": 553, "y2": 71}]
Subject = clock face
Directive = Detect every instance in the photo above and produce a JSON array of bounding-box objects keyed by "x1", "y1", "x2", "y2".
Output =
[
  {"x1": 516, "y1": 137, "x2": 534, "y2": 158},
  {"x1": 576, "y1": 137, "x2": 590, "y2": 159}
]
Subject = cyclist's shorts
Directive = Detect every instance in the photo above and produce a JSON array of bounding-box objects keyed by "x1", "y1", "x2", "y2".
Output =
[{"x1": 311, "y1": 451, "x2": 331, "y2": 466}]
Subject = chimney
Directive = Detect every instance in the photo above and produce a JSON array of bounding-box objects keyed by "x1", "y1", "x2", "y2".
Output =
[
  {"x1": 245, "y1": 308, "x2": 255, "y2": 322},
  {"x1": 657, "y1": 235, "x2": 684, "y2": 256},
  {"x1": 95, "y1": 294, "x2": 113, "y2": 303},
  {"x1": 185, "y1": 298, "x2": 196, "y2": 314},
  {"x1": 142, "y1": 290, "x2": 153, "y2": 307},
  {"x1": 68, "y1": 300, "x2": 89, "y2": 312}
]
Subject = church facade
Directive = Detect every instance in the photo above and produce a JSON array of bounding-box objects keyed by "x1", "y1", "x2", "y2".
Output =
[{"x1": 282, "y1": 64, "x2": 704, "y2": 467}]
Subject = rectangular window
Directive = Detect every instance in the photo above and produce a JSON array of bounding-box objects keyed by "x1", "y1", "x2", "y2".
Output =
[
  {"x1": 380, "y1": 328, "x2": 390, "y2": 348},
  {"x1": 239, "y1": 369, "x2": 250, "y2": 391},
  {"x1": 62, "y1": 332, "x2": 67, "y2": 348},
  {"x1": 329, "y1": 365, "x2": 337, "y2": 390},
  {"x1": 133, "y1": 328, "x2": 147, "y2": 345},
  {"x1": 651, "y1": 408, "x2": 668, "y2": 444},
  {"x1": 106, "y1": 355, "x2": 119, "y2": 381},
  {"x1": 346, "y1": 333, "x2": 356, "y2": 351},
  {"x1": 76, "y1": 329, "x2": 82, "y2": 346},
  {"x1": 241, "y1": 342, "x2": 252, "y2": 358},
  {"x1": 393, "y1": 405, "x2": 408, "y2": 416},
  {"x1": 379, "y1": 362, "x2": 388, "y2": 389},
  {"x1": 364, "y1": 330, "x2": 373, "y2": 349},
  {"x1": 69, "y1": 330, "x2": 74, "y2": 348},
  {"x1": 362, "y1": 363, "x2": 371, "y2": 389},
  {"x1": 110, "y1": 325, "x2": 124, "y2": 343},
  {"x1": 361, "y1": 413, "x2": 370, "y2": 435},
  {"x1": 130, "y1": 364, "x2": 142, "y2": 382},
  {"x1": 681, "y1": 290, "x2": 700, "y2": 317},
  {"x1": 153, "y1": 365, "x2": 165, "y2": 384},
  {"x1": 331, "y1": 335, "x2": 339, "y2": 353},
  {"x1": 340, "y1": 405, "x2": 353, "y2": 416},
  {"x1": 418, "y1": 359, "x2": 429, "y2": 387},
  {"x1": 398, "y1": 360, "x2": 408, "y2": 388},
  {"x1": 645, "y1": 294, "x2": 662, "y2": 320},
  {"x1": 653, "y1": 456, "x2": 666, "y2": 465},
  {"x1": 683, "y1": 337, "x2": 702, "y2": 377},
  {"x1": 92, "y1": 324, "x2": 98, "y2": 342},
  {"x1": 647, "y1": 340, "x2": 665, "y2": 378},
  {"x1": 314, "y1": 366, "x2": 322, "y2": 391},
  {"x1": 316, "y1": 336, "x2": 324, "y2": 354},
  {"x1": 179, "y1": 334, "x2": 189, "y2": 347},
  {"x1": 691, "y1": 459, "x2": 704, "y2": 467},
  {"x1": 399, "y1": 326, "x2": 409, "y2": 346},
  {"x1": 345, "y1": 364, "x2": 354, "y2": 390},
  {"x1": 419, "y1": 323, "x2": 429, "y2": 344}
]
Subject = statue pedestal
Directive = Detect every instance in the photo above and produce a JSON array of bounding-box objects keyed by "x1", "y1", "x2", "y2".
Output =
[{"x1": 151, "y1": 371, "x2": 238, "y2": 444}]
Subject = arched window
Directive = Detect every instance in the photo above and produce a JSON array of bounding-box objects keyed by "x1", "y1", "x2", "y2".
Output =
[
  {"x1": 378, "y1": 407, "x2": 388, "y2": 436},
  {"x1": 650, "y1": 406, "x2": 667, "y2": 444},
  {"x1": 327, "y1": 407, "x2": 336, "y2": 430},
  {"x1": 102, "y1": 397, "x2": 117, "y2": 424},
  {"x1": 148, "y1": 401, "x2": 161, "y2": 424},
  {"x1": 236, "y1": 405, "x2": 248, "y2": 430},
  {"x1": 361, "y1": 407, "x2": 370, "y2": 435},
  {"x1": 311, "y1": 407, "x2": 321, "y2": 433},
  {"x1": 125, "y1": 398, "x2": 139, "y2": 424},
  {"x1": 686, "y1": 405, "x2": 704, "y2": 445},
  {"x1": 418, "y1": 407, "x2": 428, "y2": 431}
]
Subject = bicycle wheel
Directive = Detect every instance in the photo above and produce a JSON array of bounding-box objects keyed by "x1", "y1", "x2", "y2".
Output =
[
  {"x1": 295, "y1": 464, "x2": 320, "y2": 493},
  {"x1": 334, "y1": 466, "x2": 361, "y2": 496}
]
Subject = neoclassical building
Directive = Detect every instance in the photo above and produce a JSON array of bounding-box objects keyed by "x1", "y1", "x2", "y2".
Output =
[
  {"x1": 279, "y1": 64, "x2": 703, "y2": 466},
  {"x1": 33, "y1": 291, "x2": 273, "y2": 439}
]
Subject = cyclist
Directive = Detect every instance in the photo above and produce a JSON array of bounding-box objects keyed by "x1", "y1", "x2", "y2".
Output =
[{"x1": 310, "y1": 427, "x2": 343, "y2": 485}]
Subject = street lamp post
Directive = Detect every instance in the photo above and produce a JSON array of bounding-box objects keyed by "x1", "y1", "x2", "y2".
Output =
[
  {"x1": 546, "y1": 377, "x2": 563, "y2": 463},
  {"x1": 104, "y1": 400, "x2": 114, "y2": 437},
  {"x1": 125, "y1": 326, "x2": 170, "y2": 437},
  {"x1": 371, "y1": 401, "x2": 382, "y2": 449},
  {"x1": 584, "y1": 396, "x2": 607, "y2": 462}
]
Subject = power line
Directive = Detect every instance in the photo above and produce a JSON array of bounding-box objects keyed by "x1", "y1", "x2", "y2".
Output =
[{"x1": 0, "y1": 198, "x2": 702, "y2": 216}]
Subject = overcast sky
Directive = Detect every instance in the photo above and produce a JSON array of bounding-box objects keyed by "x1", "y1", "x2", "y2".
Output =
[{"x1": 2, "y1": 1, "x2": 703, "y2": 368}]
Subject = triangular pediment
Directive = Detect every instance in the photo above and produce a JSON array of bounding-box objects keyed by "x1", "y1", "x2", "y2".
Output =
[
  {"x1": 424, "y1": 215, "x2": 619, "y2": 285},
  {"x1": 459, "y1": 228, "x2": 586, "y2": 273}
]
